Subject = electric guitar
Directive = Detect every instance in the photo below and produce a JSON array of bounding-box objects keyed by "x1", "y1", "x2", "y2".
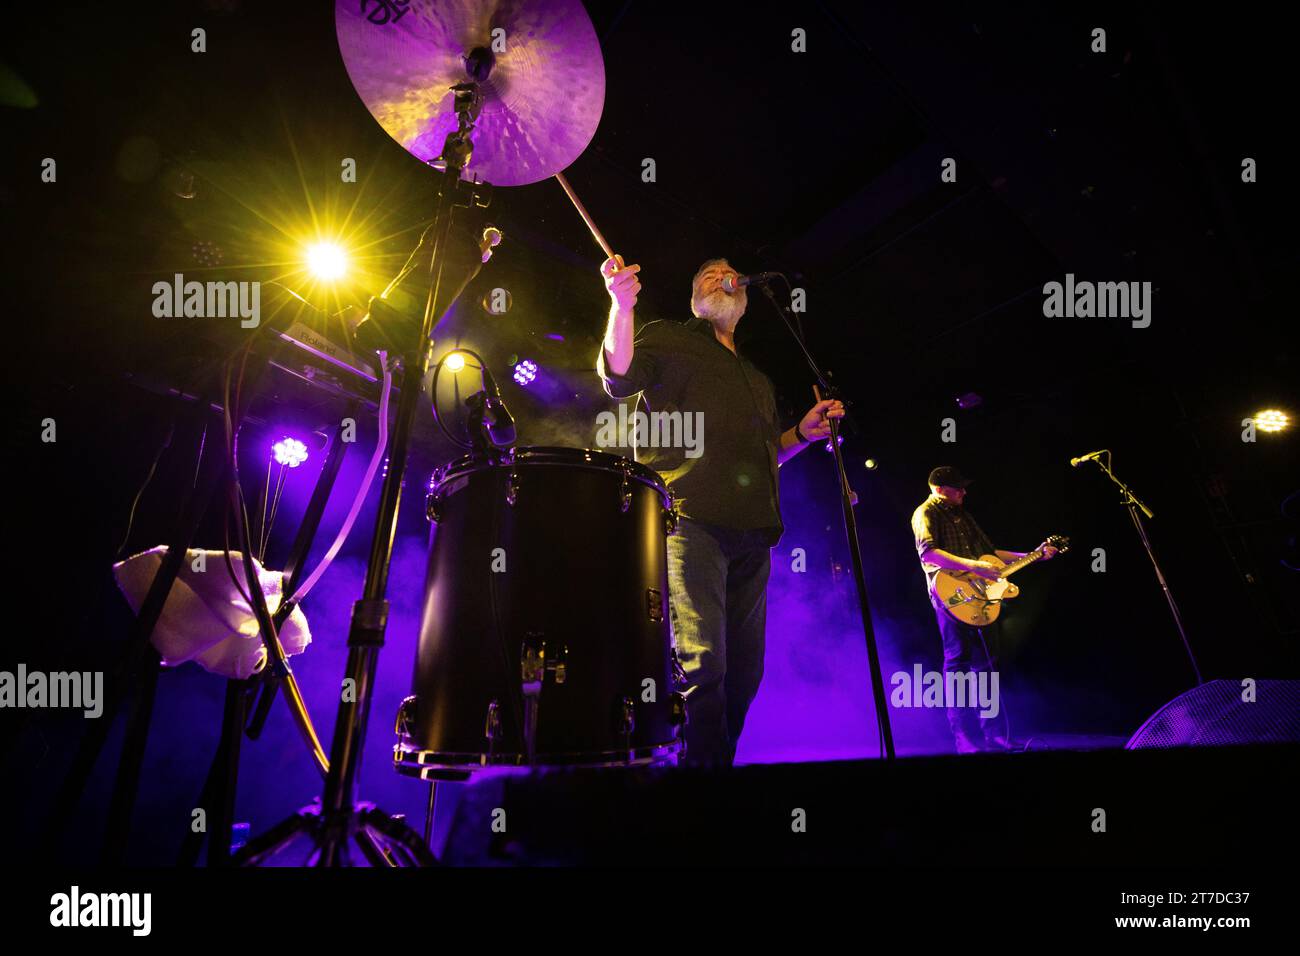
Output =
[{"x1": 933, "y1": 536, "x2": 1069, "y2": 626}]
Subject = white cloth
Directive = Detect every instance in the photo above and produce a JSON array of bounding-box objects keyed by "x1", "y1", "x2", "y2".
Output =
[{"x1": 112, "y1": 546, "x2": 312, "y2": 680}]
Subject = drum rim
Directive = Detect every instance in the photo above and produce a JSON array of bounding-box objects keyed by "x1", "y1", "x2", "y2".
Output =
[
  {"x1": 432, "y1": 446, "x2": 672, "y2": 506},
  {"x1": 394, "y1": 738, "x2": 683, "y2": 773}
]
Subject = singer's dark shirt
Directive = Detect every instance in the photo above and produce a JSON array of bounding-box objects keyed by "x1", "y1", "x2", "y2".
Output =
[{"x1": 598, "y1": 317, "x2": 786, "y2": 544}]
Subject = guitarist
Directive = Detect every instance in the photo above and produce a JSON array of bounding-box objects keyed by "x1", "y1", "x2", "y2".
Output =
[{"x1": 910, "y1": 466, "x2": 1060, "y2": 753}]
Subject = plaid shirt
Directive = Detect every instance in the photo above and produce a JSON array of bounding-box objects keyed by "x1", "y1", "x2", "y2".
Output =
[{"x1": 911, "y1": 494, "x2": 996, "y2": 603}]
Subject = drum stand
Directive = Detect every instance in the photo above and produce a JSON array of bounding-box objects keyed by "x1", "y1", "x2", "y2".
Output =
[
  {"x1": 758, "y1": 284, "x2": 897, "y2": 758},
  {"x1": 234, "y1": 81, "x2": 491, "y2": 866}
]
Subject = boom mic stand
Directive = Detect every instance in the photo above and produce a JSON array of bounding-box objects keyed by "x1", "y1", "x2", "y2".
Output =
[
  {"x1": 233, "y1": 80, "x2": 491, "y2": 867},
  {"x1": 758, "y1": 282, "x2": 896, "y2": 759},
  {"x1": 1082, "y1": 451, "x2": 1203, "y2": 685}
]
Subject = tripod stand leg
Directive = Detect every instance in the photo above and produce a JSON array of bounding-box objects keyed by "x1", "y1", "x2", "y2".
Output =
[
  {"x1": 424, "y1": 779, "x2": 438, "y2": 847},
  {"x1": 355, "y1": 827, "x2": 397, "y2": 867},
  {"x1": 209, "y1": 678, "x2": 249, "y2": 865},
  {"x1": 44, "y1": 407, "x2": 226, "y2": 857},
  {"x1": 104, "y1": 418, "x2": 229, "y2": 865},
  {"x1": 231, "y1": 808, "x2": 316, "y2": 866},
  {"x1": 361, "y1": 806, "x2": 439, "y2": 866},
  {"x1": 178, "y1": 678, "x2": 251, "y2": 866},
  {"x1": 101, "y1": 649, "x2": 162, "y2": 865}
]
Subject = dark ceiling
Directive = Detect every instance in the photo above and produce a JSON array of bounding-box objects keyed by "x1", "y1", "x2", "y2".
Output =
[{"x1": 7, "y1": 2, "x2": 1292, "y2": 407}]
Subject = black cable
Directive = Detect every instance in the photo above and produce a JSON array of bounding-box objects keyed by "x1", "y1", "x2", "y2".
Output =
[
  {"x1": 113, "y1": 418, "x2": 176, "y2": 561},
  {"x1": 381, "y1": 219, "x2": 440, "y2": 300},
  {"x1": 262, "y1": 463, "x2": 289, "y2": 563},
  {"x1": 430, "y1": 350, "x2": 489, "y2": 450},
  {"x1": 973, "y1": 625, "x2": 1013, "y2": 748},
  {"x1": 220, "y1": 354, "x2": 256, "y2": 609},
  {"x1": 256, "y1": 455, "x2": 273, "y2": 563}
]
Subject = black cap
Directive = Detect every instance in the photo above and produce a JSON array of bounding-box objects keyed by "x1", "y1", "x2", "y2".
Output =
[{"x1": 928, "y1": 465, "x2": 972, "y2": 489}]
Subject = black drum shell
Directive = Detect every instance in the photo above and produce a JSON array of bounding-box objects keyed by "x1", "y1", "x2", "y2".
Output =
[{"x1": 401, "y1": 447, "x2": 678, "y2": 766}]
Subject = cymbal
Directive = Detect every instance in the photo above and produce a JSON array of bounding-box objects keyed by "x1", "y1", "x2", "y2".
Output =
[{"x1": 335, "y1": 0, "x2": 605, "y2": 187}]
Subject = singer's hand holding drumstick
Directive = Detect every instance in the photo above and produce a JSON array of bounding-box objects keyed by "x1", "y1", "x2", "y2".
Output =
[
  {"x1": 601, "y1": 255, "x2": 641, "y2": 312},
  {"x1": 600, "y1": 254, "x2": 641, "y2": 376}
]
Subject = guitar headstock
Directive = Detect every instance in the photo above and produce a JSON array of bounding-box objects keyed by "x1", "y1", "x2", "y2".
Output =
[{"x1": 1039, "y1": 535, "x2": 1070, "y2": 556}]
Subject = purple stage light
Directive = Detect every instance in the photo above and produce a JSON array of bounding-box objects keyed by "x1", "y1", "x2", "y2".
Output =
[
  {"x1": 272, "y1": 436, "x2": 309, "y2": 468},
  {"x1": 513, "y1": 359, "x2": 538, "y2": 386}
]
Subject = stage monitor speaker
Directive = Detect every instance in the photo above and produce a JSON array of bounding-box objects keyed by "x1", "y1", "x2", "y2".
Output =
[{"x1": 1125, "y1": 678, "x2": 1300, "y2": 749}]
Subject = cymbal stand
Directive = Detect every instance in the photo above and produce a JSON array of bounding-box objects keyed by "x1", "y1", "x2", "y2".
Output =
[{"x1": 234, "y1": 75, "x2": 491, "y2": 867}]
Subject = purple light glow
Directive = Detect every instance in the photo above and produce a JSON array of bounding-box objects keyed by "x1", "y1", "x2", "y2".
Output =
[
  {"x1": 513, "y1": 359, "x2": 538, "y2": 386},
  {"x1": 272, "y1": 436, "x2": 309, "y2": 467}
]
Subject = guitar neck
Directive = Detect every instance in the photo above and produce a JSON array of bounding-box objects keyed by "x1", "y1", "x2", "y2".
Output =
[{"x1": 999, "y1": 549, "x2": 1045, "y2": 578}]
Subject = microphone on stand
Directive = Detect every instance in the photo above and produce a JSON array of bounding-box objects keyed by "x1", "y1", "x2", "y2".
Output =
[
  {"x1": 1069, "y1": 450, "x2": 1107, "y2": 467},
  {"x1": 721, "y1": 271, "x2": 781, "y2": 293}
]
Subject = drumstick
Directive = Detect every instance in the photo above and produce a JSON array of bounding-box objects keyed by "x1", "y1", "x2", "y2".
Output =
[{"x1": 554, "y1": 171, "x2": 616, "y2": 262}]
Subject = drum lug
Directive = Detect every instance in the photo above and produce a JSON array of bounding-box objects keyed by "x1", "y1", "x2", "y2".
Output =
[
  {"x1": 646, "y1": 587, "x2": 664, "y2": 623},
  {"x1": 396, "y1": 694, "x2": 418, "y2": 736},
  {"x1": 670, "y1": 690, "x2": 689, "y2": 727},
  {"x1": 670, "y1": 646, "x2": 687, "y2": 687},
  {"x1": 618, "y1": 696, "x2": 636, "y2": 735},
  {"x1": 521, "y1": 637, "x2": 567, "y2": 685},
  {"x1": 425, "y1": 492, "x2": 442, "y2": 523},
  {"x1": 484, "y1": 700, "x2": 502, "y2": 742},
  {"x1": 619, "y1": 461, "x2": 632, "y2": 513},
  {"x1": 505, "y1": 470, "x2": 520, "y2": 507},
  {"x1": 520, "y1": 645, "x2": 543, "y2": 765},
  {"x1": 521, "y1": 643, "x2": 544, "y2": 687},
  {"x1": 665, "y1": 491, "x2": 678, "y2": 535}
]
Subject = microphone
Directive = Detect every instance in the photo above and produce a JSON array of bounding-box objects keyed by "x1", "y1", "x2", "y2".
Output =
[
  {"x1": 479, "y1": 366, "x2": 516, "y2": 447},
  {"x1": 1070, "y1": 450, "x2": 1106, "y2": 467},
  {"x1": 721, "y1": 271, "x2": 781, "y2": 293}
]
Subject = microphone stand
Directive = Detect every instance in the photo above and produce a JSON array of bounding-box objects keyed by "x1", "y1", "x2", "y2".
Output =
[
  {"x1": 759, "y1": 282, "x2": 896, "y2": 759},
  {"x1": 1083, "y1": 452, "x2": 1203, "y2": 685}
]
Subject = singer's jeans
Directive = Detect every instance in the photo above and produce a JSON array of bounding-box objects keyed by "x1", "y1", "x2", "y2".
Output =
[
  {"x1": 666, "y1": 519, "x2": 772, "y2": 766},
  {"x1": 933, "y1": 610, "x2": 1011, "y2": 753}
]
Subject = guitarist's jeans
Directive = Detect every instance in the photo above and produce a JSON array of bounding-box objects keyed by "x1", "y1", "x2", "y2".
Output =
[
  {"x1": 934, "y1": 611, "x2": 1013, "y2": 753},
  {"x1": 667, "y1": 518, "x2": 773, "y2": 767}
]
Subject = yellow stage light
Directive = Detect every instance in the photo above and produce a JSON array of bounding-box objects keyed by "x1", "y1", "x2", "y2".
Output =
[
  {"x1": 1252, "y1": 409, "x2": 1289, "y2": 434},
  {"x1": 305, "y1": 242, "x2": 347, "y2": 281},
  {"x1": 444, "y1": 351, "x2": 466, "y2": 372}
]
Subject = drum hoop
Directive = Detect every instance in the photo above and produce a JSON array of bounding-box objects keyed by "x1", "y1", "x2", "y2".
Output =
[
  {"x1": 394, "y1": 739, "x2": 683, "y2": 773},
  {"x1": 432, "y1": 446, "x2": 672, "y2": 510}
]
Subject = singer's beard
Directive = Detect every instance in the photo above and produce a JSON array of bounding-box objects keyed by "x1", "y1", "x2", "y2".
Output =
[{"x1": 693, "y1": 289, "x2": 746, "y2": 332}]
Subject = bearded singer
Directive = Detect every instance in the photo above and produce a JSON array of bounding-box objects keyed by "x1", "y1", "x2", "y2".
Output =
[{"x1": 596, "y1": 254, "x2": 844, "y2": 765}]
